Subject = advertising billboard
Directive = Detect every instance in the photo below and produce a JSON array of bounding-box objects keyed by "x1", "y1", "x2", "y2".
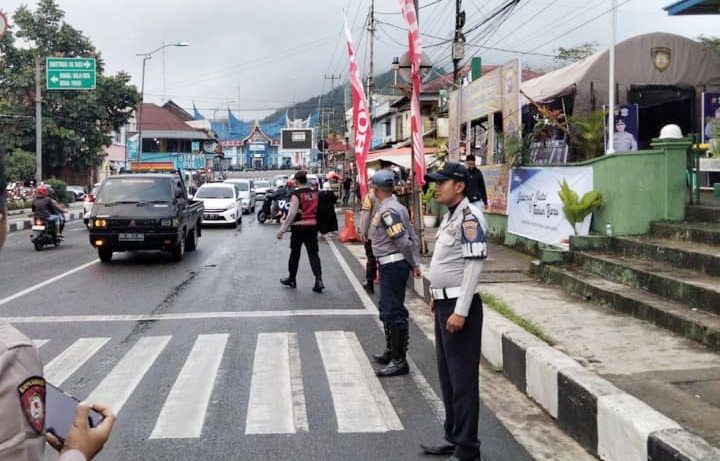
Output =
[{"x1": 281, "y1": 129, "x2": 313, "y2": 150}]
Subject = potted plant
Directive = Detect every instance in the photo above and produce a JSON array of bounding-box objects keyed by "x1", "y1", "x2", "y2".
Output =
[
  {"x1": 557, "y1": 179, "x2": 604, "y2": 235},
  {"x1": 422, "y1": 182, "x2": 438, "y2": 228}
]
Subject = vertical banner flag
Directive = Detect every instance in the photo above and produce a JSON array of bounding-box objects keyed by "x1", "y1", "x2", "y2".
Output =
[
  {"x1": 398, "y1": 0, "x2": 426, "y2": 186},
  {"x1": 344, "y1": 18, "x2": 371, "y2": 199}
]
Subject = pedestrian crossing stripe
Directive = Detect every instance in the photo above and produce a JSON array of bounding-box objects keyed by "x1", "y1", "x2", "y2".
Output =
[{"x1": 34, "y1": 331, "x2": 405, "y2": 438}]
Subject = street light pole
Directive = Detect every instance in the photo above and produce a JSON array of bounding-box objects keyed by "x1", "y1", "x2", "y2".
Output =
[{"x1": 136, "y1": 41, "x2": 189, "y2": 164}]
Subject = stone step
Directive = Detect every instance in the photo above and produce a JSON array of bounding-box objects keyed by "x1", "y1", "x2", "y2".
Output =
[
  {"x1": 612, "y1": 236, "x2": 720, "y2": 277},
  {"x1": 573, "y1": 252, "x2": 720, "y2": 316},
  {"x1": 539, "y1": 265, "x2": 720, "y2": 350},
  {"x1": 650, "y1": 221, "x2": 720, "y2": 246},
  {"x1": 686, "y1": 205, "x2": 720, "y2": 223}
]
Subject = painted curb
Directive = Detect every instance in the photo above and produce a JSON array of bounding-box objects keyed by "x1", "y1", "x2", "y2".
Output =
[
  {"x1": 412, "y1": 275, "x2": 720, "y2": 461},
  {"x1": 8, "y1": 212, "x2": 82, "y2": 233}
]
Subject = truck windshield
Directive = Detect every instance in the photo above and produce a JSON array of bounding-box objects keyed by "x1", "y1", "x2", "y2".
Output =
[{"x1": 97, "y1": 178, "x2": 173, "y2": 204}]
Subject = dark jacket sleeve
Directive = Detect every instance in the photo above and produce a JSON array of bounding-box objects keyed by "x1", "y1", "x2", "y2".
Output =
[{"x1": 477, "y1": 171, "x2": 488, "y2": 205}]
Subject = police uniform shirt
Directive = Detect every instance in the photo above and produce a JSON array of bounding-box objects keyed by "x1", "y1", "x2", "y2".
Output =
[
  {"x1": 369, "y1": 195, "x2": 420, "y2": 267},
  {"x1": 358, "y1": 193, "x2": 376, "y2": 239},
  {"x1": 427, "y1": 198, "x2": 488, "y2": 317},
  {"x1": 614, "y1": 131, "x2": 638, "y2": 151}
]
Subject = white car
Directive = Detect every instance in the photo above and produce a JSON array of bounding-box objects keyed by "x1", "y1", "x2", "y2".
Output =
[
  {"x1": 82, "y1": 183, "x2": 101, "y2": 228},
  {"x1": 194, "y1": 183, "x2": 242, "y2": 226},
  {"x1": 223, "y1": 179, "x2": 256, "y2": 214},
  {"x1": 254, "y1": 180, "x2": 272, "y2": 200}
]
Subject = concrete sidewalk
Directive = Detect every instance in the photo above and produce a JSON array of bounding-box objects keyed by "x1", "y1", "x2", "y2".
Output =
[{"x1": 342, "y1": 226, "x2": 720, "y2": 461}]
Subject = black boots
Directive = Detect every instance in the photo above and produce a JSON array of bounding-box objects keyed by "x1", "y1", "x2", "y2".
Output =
[
  {"x1": 372, "y1": 323, "x2": 391, "y2": 365},
  {"x1": 376, "y1": 324, "x2": 409, "y2": 377},
  {"x1": 312, "y1": 276, "x2": 324, "y2": 293},
  {"x1": 280, "y1": 277, "x2": 296, "y2": 288},
  {"x1": 362, "y1": 279, "x2": 374, "y2": 294}
]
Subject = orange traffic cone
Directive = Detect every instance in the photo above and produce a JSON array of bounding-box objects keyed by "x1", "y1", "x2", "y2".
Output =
[{"x1": 338, "y1": 210, "x2": 361, "y2": 242}]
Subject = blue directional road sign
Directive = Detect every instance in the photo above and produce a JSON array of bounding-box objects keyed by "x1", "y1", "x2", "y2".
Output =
[{"x1": 46, "y1": 57, "x2": 96, "y2": 90}]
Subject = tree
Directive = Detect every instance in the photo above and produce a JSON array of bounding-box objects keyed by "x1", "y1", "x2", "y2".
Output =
[
  {"x1": 0, "y1": 0, "x2": 138, "y2": 177},
  {"x1": 696, "y1": 35, "x2": 720, "y2": 54},
  {"x1": 5, "y1": 149, "x2": 36, "y2": 182},
  {"x1": 553, "y1": 42, "x2": 599, "y2": 67}
]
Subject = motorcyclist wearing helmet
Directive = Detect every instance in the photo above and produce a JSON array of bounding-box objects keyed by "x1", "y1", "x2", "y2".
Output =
[{"x1": 31, "y1": 186, "x2": 65, "y2": 238}]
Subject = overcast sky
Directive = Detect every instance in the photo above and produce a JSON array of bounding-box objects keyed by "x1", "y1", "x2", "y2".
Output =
[{"x1": 1, "y1": 0, "x2": 718, "y2": 120}]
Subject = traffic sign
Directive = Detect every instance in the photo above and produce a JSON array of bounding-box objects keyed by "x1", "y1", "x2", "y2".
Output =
[{"x1": 46, "y1": 57, "x2": 96, "y2": 90}]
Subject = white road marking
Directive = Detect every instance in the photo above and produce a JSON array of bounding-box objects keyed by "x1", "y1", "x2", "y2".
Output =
[
  {"x1": 33, "y1": 339, "x2": 49, "y2": 348},
  {"x1": 327, "y1": 239, "x2": 378, "y2": 314},
  {"x1": 288, "y1": 332, "x2": 309, "y2": 432},
  {"x1": 0, "y1": 260, "x2": 99, "y2": 307},
  {"x1": 150, "y1": 334, "x2": 228, "y2": 439},
  {"x1": 246, "y1": 333, "x2": 297, "y2": 434},
  {"x1": 44, "y1": 337, "x2": 110, "y2": 386},
  {"x1": 86, "y1": 336, "x2": 171, "y2": 415},
  {"x1": 1, "y1": 309, "x2": 371, "y2": 324},
  {"x1": 330, "y1": 239, "x2": 445, "y2": 423},
  {"x1": 316, "y1": 330, "x2": 403, "y2": 433}
]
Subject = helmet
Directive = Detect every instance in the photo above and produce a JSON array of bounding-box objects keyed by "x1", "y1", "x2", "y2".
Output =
[
  {"x1": 286, "y1": 179, "x2": 296, "y2": 188},
  {"x1": 36, "y1": 185, "x2": 49, "y2": 196},
  {"x1": 370, "y1": 170, "x2": 394, "y2": 187}
]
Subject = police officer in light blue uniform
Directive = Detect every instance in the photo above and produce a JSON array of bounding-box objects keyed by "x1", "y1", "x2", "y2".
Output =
[
  {"x1": 368, "y1": 170, "x2": 421, "y2": 377},
  {"x1": 420, "y1": 162, "x2": 487, "y2": 461}
]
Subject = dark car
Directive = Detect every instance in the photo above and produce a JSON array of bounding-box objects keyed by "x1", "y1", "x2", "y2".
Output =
[{"x1": 87, "y1": 174, "x2": 204, "y2": 262}]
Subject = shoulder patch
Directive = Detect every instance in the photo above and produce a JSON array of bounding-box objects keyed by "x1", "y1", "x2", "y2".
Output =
[
  {"x1": 361, "y1": 196, "x2": 373, "y2": 211},
  {"x1": 461, "y1": 206, "x2": 487, "y2": 259},
  {"x1": 380, "y1": 210, "x2": 405, "y2": 239},
  {"x1": 17, "y1": 376, "x2": 45, "y2": 434}
]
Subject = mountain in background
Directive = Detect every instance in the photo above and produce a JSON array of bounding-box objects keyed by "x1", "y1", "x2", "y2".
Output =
[{"x1": 260, "y1": 66, "x2": 448, "y2": 132}]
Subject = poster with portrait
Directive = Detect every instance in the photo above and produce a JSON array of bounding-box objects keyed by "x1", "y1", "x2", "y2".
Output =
[
  {"x1": 702, "y1": 92, "x2": 720, "y2": 142},
  {"x1": 480, "y1": 165, "x2": 510, "y2": 215},
  {"x1": 605, "y1": 104, "x2": 639, "y2": 152}
]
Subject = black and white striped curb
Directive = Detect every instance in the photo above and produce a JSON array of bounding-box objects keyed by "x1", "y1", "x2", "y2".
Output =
[
  {"x1": 411, "y1": 276, "x2": 720, "y2": 461},
  {"x1": 8, "y1": 212, "x2": 83, "y2": 233}
]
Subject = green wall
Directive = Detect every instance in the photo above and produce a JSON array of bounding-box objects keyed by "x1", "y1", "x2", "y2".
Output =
[{"x1": 576, "y1": 138, "x2": 690, "y2": 235}]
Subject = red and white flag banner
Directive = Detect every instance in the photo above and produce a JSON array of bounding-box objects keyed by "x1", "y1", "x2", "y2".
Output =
[
  {"x1": 344, "y1": 18, "x2": 371, "y2": 199},
  {"x1": 398, "y1": 0, "x2": 426, "y2": 186}
]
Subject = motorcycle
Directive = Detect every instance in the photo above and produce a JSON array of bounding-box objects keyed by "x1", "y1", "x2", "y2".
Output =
[
  {"x1": 29, "y1": 217, "x2": 62, "y2": 251},
  {"x1": 257, "y1": 189, "x2": 290, "y2": 224}
]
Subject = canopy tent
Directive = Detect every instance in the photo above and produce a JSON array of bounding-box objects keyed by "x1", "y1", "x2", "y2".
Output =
[
  {"x1": 664, "y1": 0, "x2": 720, "y2": 15},
  {"x1": 366, "y1": 146, "x2": 439, "y2": 171},
  {"x1": 520, "y1": 32, "x2": 720, "y2": 115}
]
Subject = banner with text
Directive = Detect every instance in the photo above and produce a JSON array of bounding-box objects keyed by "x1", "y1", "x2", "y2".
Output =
[{"x1": 508, "y1": 167, "x2": 594, "y2": 246}]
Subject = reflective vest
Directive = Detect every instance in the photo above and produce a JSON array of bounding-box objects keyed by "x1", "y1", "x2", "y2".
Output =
[{"x1": 292, "y1": 188, "x2": 318, "y2": 227}]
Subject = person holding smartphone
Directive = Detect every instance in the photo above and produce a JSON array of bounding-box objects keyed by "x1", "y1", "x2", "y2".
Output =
[{"x1": 0, "y1": 321, "x2": 115, "y2": 461}]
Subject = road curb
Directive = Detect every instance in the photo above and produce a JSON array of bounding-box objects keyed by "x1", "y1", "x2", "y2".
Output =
[
  {"x1": 8, "y1": 212, "x2": 82, "y2": 233},
  {"x1": 411, "y1": 274, "x2": 720, "y2": 461}
]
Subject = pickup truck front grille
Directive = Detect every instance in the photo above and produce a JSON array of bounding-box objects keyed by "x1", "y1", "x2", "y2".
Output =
[{"x1": 108, "y1": 218, "x2": 159, "y2": 228}]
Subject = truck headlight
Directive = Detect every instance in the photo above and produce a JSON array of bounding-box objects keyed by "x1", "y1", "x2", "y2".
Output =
[
  {"x1": 93, "y1": 219, "x2": 108, "y2": 228},
  {"x1": 160, "y1": 218, "x2": 179, "y2": 227}
]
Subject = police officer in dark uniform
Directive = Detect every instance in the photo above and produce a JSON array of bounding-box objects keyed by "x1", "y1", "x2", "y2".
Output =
[
  {"x1": 277, "y1": 170, "x2": 324, "y2": 293},
  {"x1": 420, "y1": 162, "x2": 487, "y2": 461},
  {"x1": 368, "y1": 170, "x2": 421, "y2": 377}
]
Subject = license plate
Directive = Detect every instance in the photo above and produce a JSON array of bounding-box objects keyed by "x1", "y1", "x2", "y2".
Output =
[
  {"x1": 118, "y1": 233, "x2": 144, "y2": 241},
  {"x1": 32, "y1": 225, "x2": 46, "y2": 231},
  {"x1": 204, "y1": 214, "x2": 219, "y2": 220}
]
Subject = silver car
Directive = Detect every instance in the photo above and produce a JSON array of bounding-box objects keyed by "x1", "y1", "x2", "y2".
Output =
[{"x1": 223, "y1": 179, "x2": 256, "y2": 214}]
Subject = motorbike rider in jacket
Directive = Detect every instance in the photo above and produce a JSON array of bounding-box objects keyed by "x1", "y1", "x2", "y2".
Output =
[{"x1": 31, "y1": 186, "x2": 65, "y2": 238}]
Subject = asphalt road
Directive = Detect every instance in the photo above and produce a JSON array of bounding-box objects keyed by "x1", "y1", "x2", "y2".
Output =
[{"x1": 0, "y1": 211, "x2": 535, "y2": 461}]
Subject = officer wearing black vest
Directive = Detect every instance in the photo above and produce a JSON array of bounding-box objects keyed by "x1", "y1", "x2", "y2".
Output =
[{"x1": 277, "y1": 171, "x2": 324, "y2": 293}]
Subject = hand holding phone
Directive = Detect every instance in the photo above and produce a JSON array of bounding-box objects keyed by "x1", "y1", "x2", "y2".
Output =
[
  {"x1": 46, "y1": 403, "x2": 115, "y2": 461},
  {"x1": 44, "y1": 382, "x2": 104, "y2": 444}
]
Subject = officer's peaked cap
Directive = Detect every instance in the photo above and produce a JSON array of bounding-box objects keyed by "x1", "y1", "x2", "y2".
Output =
[
  {"x1": 371, "y1": 170, "x2": 394, "y2": 186},
  {"x1": 424, "y1": 162, "x2": 468, "y2": 183}
]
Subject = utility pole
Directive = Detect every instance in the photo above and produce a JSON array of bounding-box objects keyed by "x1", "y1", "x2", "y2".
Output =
[
  {"x1": 35, "y1": 58, "x2": 42, "y2": 184},
  {"x1": 323, "y1": 74, "x2": 341, "y2": 147},
  {"x1": 452, "y1": 0, "x2": 466, "y2": 88},
  {"x1": 367, "y1": 0, "x2": 376, "y2": 114}
]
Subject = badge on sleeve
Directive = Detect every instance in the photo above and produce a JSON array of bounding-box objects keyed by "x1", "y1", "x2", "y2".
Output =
[
  {"x1": 461, "y1": 207, "x2": 487, "y2": 259},
  {"x1": 381, "y1": 210, "x2": 405, "y2": 239},
  {"x1": 17, "y1": 376, "x2": 46, "y2": 434},
  {"x1": 361, "y1": 195, "x2": 373, "y2": 211}
]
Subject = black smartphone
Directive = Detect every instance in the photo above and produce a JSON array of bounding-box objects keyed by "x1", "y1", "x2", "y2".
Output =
[{"x1": 45, "y1": 382, "x2": 104, "y2": 444}]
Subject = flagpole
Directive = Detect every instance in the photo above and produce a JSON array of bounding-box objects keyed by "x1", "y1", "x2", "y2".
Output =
[{"x1": 607, "y1": 0, "x2": 616, "y2": 154}]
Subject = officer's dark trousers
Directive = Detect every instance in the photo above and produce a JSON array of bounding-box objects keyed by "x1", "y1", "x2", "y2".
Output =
[
  {"x1": 434, "y1": 294, "x2": 483, "y2": 459},
  {"x1": 378, "y1": 260, "x2": 410, "y2": 326},
  {"x1": 288, "y1": 226, "x2": 321, "y2": 278},
  {"x1": 364, "y1": 240, "x2": 377, "y2": 282}
]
